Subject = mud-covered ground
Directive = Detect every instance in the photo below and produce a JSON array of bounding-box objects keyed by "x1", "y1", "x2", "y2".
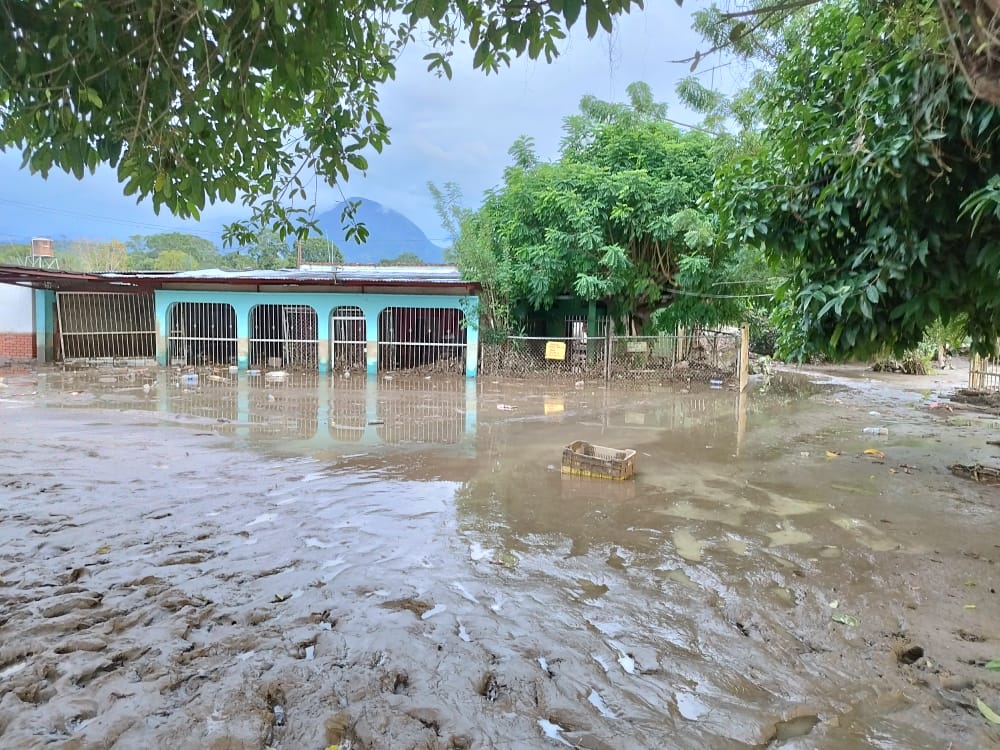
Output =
[{"x1": 0, "y1": 364, "x2": 998, "y2": 749}]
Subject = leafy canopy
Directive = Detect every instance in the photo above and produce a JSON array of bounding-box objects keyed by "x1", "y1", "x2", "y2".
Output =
[
  {"x1": 0, "y1": 0, "x2": 643, "y2": 245},
  {"x1": 714, "y1": 0, "x2": 1000, "y2": 359},
  {"x1": 451, "y1": 82, "x2": 748, "y2": 333}
]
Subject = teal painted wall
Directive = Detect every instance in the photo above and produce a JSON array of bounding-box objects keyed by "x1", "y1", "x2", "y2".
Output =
[
  {"x1": 33, "y1": 289, "x2": 56, "y2": 362},
  {"x1": 154, "y1": 290, "x2": 479, "y2": 377}
]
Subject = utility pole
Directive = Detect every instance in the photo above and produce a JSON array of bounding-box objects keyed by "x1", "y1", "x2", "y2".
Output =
[{"x1": 296, "y1": 239, "x2": 303, "y2": 268}]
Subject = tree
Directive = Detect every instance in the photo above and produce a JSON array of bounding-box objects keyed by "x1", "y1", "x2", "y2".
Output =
[
  {"x1": 127, "y1": 233, "x2": 222, "y2": 269},
  {"x1": 0, "y1": 1, "x2": 644, "y2": 245},
  {"x1": 67, "y1": 240, "x2": 129, "y2": 272},
  {"x1": 379, "y1": 252, "x2": 425, "y2": 265},
  {"x1": 246, "y1": 232, "x2": 294, "y2": 270},
  {"x1": 714, "y1": 0, "x2": 1000, "y2": 359},
  {"x1": 299, "y1": 237, "x2": 345, "y2": 264},
  {"x1": 677, "y1": 1, "x2": 1000, "y2": 109},
  {"x1": 457, "y1": 82, "x2": 732, "y2": 334},
  {"x1": 153, "y1": 250, "x2": 199, "y2": 271}
]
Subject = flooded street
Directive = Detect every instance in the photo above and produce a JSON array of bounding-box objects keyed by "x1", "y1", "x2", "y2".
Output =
[{"x1": 0, "y1": 367, "x2": 998, "y2": 749}]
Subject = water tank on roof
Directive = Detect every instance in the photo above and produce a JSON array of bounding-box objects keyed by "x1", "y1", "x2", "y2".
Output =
[{"x1": 31, "y1": 238, "x2": 54, "y2": 258}]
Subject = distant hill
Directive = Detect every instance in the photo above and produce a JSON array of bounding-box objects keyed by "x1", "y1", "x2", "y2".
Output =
[{"x1": 314, "y1": 198, "x2": 445, "y2": 264}]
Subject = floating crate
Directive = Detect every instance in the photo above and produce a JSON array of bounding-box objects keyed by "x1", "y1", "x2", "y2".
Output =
[{"x1": 561, "y1": 440, "x2": 637, "y2": 481}]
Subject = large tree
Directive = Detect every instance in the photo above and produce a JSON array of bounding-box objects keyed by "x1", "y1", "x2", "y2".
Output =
[
  {"x1": 457, "y1": 83, "x2": 737, "y2": 334},
  {"x1": 714, "y1": 0, "x2": 1000, "y2": 359},
  {"x1": 0, "y1": 1, "x2": 644, "y2": 244}
]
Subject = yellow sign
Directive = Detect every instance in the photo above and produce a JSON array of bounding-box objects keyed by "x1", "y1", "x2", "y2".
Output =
[
  {"x1": 544, "y1": 398, "x2": 565, "y2": 415},
  {"x1": 545, "y1": 341, "x2": 567, "y2": 360}
]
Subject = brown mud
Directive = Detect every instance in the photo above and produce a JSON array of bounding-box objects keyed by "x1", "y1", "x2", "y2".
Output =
[{"x1": 0, "y1": 364, "x2": 998, "y2": 749}]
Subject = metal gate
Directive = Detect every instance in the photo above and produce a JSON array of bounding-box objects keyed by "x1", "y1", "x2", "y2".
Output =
[
  {"x1": 167, "y1": 302, "x2": 237, "y2": 366},
  {"x1": 56, "y1": 291, "x2": 156, "y2": 364},
  {"x1": 331, "y1": 305, "x2": 367, "y2": 373},
  {"x1": 249, "y1": 304, "x2": 318, "y2": 369},
  {"x1": 377, "y1": 307, "x2": 466, "y2": 374}
]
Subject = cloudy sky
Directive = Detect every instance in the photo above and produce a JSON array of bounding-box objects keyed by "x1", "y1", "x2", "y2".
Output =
[{"x1": 0, "y1": 3, "x2": 744, "y2": 248}]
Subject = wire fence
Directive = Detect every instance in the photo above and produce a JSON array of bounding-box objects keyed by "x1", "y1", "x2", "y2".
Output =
[{"x1": 479, "y1": 329, "x2": 742, "y2": 383}]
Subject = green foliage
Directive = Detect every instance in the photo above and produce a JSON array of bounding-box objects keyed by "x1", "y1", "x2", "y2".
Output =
[
  {"x1": 378, "y1": 252, "x2": 424, "y2": 265},
  {"x1": 246, "y1": 232, "x2": 294, "y2": 270},
  {"x1": 457, "y1": 82, "x2": 734, "y2": 333},
  {"x1": 299, "y1": 237, "x2": 345, "y2": 264},
  {"x1": 714, "y1": 0, "x2": 1000, "y2": 361},
  {"x1": 152, "y1": 250, "x2": 199, "y2": 272},
  {"x1": 0, "y1": 1, "x2": 643, "y2": 245}
]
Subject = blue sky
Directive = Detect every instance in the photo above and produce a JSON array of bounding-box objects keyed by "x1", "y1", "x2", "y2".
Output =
[{"x1": 0, "y1": 3, "x2": 743, "y2": 248}]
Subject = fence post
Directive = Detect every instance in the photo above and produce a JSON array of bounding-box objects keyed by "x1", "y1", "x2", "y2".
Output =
[
  {"x1": 604, "y1": 319, "x2": 612, "y2": 382},
  {"x1": 739, "y1": 323, "x2": 750, "y2": 393}
]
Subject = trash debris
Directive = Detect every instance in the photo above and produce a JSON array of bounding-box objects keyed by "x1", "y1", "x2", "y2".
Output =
[
  {"x1": 273, "y1": 704, "x2": 286, "y2": 726},
  {"x1": 868, "y1": 411, "x2": 881, "y2": 416},
  {"x1": 964, "y1": 604, "x2": 977, "y2": 610},
  {"x1": 179, "y1": 373, "x2": 199, "y2": 387},
  {"x1": 825, "y1": 450, "x2": 841, "y2": 459},
  {"x1": 95, "y1": 545, "x2": 111, "y2": 555},
  {"x1": 862, "y1": 427, "x2": 888, "y2": 435},
  {"x1": 562, "y1": 440, "x2": 636, "y2": 480},
  {"x1": 864, "y1": 448, "x2": 886, "y2": 460},
  {"x1": 831, "y1": 613, "x2": 860, "y2": 627},
  {"x1": 985, "y1": 660, "x2": 1000, "y2": 671},
  {"x1": 367, "y1": 419, "x2": 385, "y2": 426},
  {"x1": 710, "y1": 379, "x2": 724, "y2": 389},
  {"x1": 976, "y1": 697, "x2": 1000, "y2": 725},
  {"x1": 829, "y1": 600, "x2": 839, "y2": 609},
  {"x1": 950, "y1": 463, "x2": 1000, "y2": 484},
  {"x1": 264, "y1": 370, "x2": 288, "y2": 383},
  {"x1": 496, "y1": 404, "x2": 516, "y2": 411}
]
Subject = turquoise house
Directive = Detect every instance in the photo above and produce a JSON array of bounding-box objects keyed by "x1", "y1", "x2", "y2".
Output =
[{"x1": 0, "y1": 264, "x2": 481, "y2": 377}]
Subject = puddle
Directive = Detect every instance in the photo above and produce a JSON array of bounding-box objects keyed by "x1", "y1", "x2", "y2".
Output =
[{"x1": 672, "y1": 528, "x2": 705, "y2": 562}]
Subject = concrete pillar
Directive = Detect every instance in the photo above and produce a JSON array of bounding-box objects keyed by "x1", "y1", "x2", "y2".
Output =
[
  {"x1": 153, "y1": 293, "x2": 169, "y2": 366},
  {"x1": 365, "y1": 306, "x2": 380, "y2": 376},
  {"x1": 739, "y1": 323, "x2": 751, "y2": 393},
  {"x1": 316, "y1": 305, "x2": 330, "y2": 374},
  {"x1": 235, "y1": 302, "x2": 251, "y2": 370},
  {"x1": 33, "y1": 289, "x2": 56, "y2": 363},
  {"x1": 464, "y1": 296, "x2": 480, "y2": 378}
]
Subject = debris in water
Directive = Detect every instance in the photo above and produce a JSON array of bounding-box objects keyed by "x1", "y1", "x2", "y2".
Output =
[
  {"x1": 976, "y1": 698, "x2": 1000, "y2": 725},
  {"x1": 984, "y1": 660, "x2": 1000, "y2": 671},
  {"x1": 273, "y1": 704, "x2": 286, "y2": 726},
  {"x1": 831, "y1": 613, "x2": 860, "y2": 627},
  {"x1": 862, "y1": 427, "x2": 888, "y2": 435},
  {"x1": 496, "y1": 404, "x2": 516, "y2": 411},
  {"x1": 457, "y1": 620, "x2": 471, "y2": 642},
  {"x1": 864, "y1": 448, "x2": 886, "y2": 460},
  {"x1": 304, "y1": 645, "x2": 315, "y2": 661}
]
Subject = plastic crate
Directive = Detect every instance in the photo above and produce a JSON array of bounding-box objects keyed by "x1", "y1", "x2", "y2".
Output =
[{"x1": 561, "y1": 440, "x2": 637, "y2": 481}]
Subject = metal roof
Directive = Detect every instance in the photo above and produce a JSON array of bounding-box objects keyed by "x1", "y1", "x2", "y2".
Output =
[{"x1": 0, "y1": 264, "x2": 480, "y2": 292}]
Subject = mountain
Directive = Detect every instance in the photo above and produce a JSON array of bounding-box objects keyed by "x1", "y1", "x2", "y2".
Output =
[{"x1": 314, "y1": 198, "x2": 445, "y2": 264}]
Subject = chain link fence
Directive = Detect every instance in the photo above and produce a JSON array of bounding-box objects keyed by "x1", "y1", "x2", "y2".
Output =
[{"x1": 480, "y1": 328, "x2": 742, "y2": 383}]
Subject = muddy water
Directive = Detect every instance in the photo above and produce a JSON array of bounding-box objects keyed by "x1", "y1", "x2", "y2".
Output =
[{"x1": 0, "y1": 367, "x2": 998, "y2": 749}]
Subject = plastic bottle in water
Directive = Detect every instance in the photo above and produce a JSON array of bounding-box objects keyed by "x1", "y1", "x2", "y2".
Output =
[{"x1": 862, "y1": 427, "x2": 888, "y2": 435}]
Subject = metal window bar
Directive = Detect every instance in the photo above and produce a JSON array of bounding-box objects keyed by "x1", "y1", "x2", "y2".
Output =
[
  {"x1": 331, "y1": 305, "x2": 367, "y2": 373},
  {"x1": 249, "y1": 304, "x2": 318, "y2": 370},
  {"x1": 377, "y1": 307, "x2": 467, "y2": 374},
  {"x1": 167, "y1": 302, "x2": 238, "y2": 367},
  {"x1": 56, "y1": 291, "x2": 156, "y2": 364}
]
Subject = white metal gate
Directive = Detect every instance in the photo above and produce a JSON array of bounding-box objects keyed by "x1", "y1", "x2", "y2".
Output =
[
  {"x1": 249, "y1": 304, "x2": 318, "y2": 369},
  {"x1": 56, "y1": 291, "x2": 156, "y2": 364},
  {"x1": 377, "y1": 307, "x2": 466, "y2": 373},
  {"x1": 167, "y1": 302, "x2": 237, "y2": 366},
  {"x1": 331, "y1": 305, "x2": 367, "y2": 373}
]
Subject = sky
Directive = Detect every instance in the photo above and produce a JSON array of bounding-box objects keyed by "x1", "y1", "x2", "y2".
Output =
[{"x1": 0, "y1": 3, "x2": 745, "y2": 249}]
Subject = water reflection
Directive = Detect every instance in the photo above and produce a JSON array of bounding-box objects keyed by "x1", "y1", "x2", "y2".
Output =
[{"x1": 35, "y1": 369, "x2": 478, "y2": 450}]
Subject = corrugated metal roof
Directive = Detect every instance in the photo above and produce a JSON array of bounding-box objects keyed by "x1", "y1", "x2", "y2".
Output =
[{"x1": 0, "y1": 264, "x2": 479, "y2": 292}]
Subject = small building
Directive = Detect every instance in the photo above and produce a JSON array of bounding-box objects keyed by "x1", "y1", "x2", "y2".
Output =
[
  {"x1": 0, "y1": 283, "x2": 36, "y2": 361},
  {"x1": 0, "y1": 265, "x2": 480, "y2": 377}
]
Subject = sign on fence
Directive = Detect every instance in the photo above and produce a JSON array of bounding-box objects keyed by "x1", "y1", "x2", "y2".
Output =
[
  {"x1": 626, "y1": 341, "x2": 648, "y2": 353},
  {"x1": 545, "y1": 341, "x2": 567, "y2": 360}
]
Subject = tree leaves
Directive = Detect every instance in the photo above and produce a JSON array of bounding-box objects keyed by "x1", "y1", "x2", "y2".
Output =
[
  {"x1": 713, "y1": 0, "x2": 1000, "y2": 360},
  {"x1": 0, "y1": 0, "x2": 641, "y2": 244}
]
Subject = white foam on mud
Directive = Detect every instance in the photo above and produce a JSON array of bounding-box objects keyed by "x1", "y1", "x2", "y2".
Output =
[
  {"x1": 469, "y1": 542, "x2": 491, "y2": 561},
  {"x1": 0, "y1": 660, "x2": 27, "y2": 679},
  {"x1": 537, "y1": 719, "x2": 573, "y2": 746},
  {"x1": 608, "y1": 640, "x2": 636, "y2": 674},
  {"x1": 300, "y1": 472, "x2": 327, "y2": 483},
  {"x1": 591, "y1": 652, "x2": 613, "y2": 673},
  {"x1": 421, "y1": 604, "x2": 446, "y2": 620},
  {"x1": 246, "y1": 513, "x2": 276, "y2": 527},
  {"x1": 538, "y1": 656, "x2": 549, "y2": 673},
  {"x1": 450, "y1": 582, "x2": 478, "y2": 603},
  {"x1": 457, "y1": 620, "x2": 472, "y2": 642},
  {"x1": 303, "y1": 537, "x2": 335, "y2": 549},
  {"x1": 588, "y1": 689, "x2": 616, "y2": 718}
]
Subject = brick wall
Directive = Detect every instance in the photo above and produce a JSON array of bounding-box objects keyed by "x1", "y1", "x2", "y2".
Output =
[{"x1": 0, "y1": 333, "x2": 36, "y2": 360}]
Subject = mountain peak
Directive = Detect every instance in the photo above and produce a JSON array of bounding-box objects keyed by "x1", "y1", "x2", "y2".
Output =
[{"x1": 314, "y1": 198, "x2": 444, "y2": 264}]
